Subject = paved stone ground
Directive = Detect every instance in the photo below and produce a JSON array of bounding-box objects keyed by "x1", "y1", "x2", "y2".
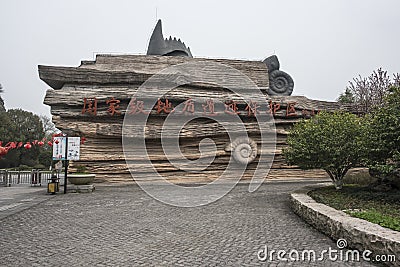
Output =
[
  {"x1": 0, "y1": 186, "x2": 54, "y2": 220},
  {"x1": 0, "y1": 181, "x2": 377, "y2": 266}
]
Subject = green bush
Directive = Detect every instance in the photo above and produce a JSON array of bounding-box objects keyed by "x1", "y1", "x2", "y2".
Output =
[
  {"x1": 33, "y1": 164, "x2": 46, "y2": 170},
  {"x1": 284, "y1": 111, "x2": 367, "y2": 189},
  {"x1": 75, "y1": 165, "x2": 87, "y2": 174},
  {"x1": 364, "y1": 87, "x2": 400, "y2": 181},
  {"x1": 17, "y1": 165, "x2": 31, "y2": 171}
]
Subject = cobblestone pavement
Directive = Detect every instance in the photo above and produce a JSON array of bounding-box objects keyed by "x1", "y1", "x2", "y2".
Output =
[
  {"x1": 0, "y1": 186, "x2": 53, "y2": 220},
  {"x1": 0, "y1": 181, "x2": 377, "y2": 266}
]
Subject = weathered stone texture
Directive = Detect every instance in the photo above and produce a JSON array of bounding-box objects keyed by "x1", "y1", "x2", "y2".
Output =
[{"x1": 39, "y1": 55, "x2": 344, "y2": 183}]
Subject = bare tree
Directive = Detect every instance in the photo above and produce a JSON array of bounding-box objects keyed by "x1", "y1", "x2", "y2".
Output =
[
  {"x1": 0, "y1": 84, "x2": 5, "y2": 112},
  {"x1": 346, "y1": 68, "x2": 398, "y2": 114},
  {"x1": 40, "y1": 115, "x2": 58, "y2": 136},
  {"x1": 393, "y1": 73, "x2": 400, "y2": 87}
]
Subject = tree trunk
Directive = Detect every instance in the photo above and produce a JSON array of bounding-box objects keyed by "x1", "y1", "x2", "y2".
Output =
[
  {"x1": 333, "y1": 179, "x2": 343, "y2": 190},
  {"x1": 325, "y1": 169, "x2": 344, "y2": 190}
]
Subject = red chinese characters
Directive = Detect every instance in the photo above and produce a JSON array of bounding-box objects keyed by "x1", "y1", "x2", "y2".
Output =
[
  {"x1": 79, "y1": 96, "x2": 319, "y2": 118},
  {"x1": 181, "y1": 98, "x2": 195, "y2": 115},
  {"x1": 155, "y1": 98, "x2": 174, "y2": 114},
  {"x1": 268, "y1": 100, "x2": 281, "y2": 115},
  {"x1": 128, "y1": 98, "x2": 149, "y2": 115},
  {"x1": 82, "y1": 97, "x2": 98, "y2": 116},
  {"x1": 106, "y1": 97, "x2": 121, "y2": 116},
  {"x1": 224, "y1": 100, "x2": 239, "y2": 115},
  {"x1": 245, "y1": 101, "x2": 260, "y2": 117},
  {"x1": 286, "y1": 102, "x2": 297, "y2": 117},
  {"x1": 202, "y1": 99, "x2": 218, "y2": 116}
]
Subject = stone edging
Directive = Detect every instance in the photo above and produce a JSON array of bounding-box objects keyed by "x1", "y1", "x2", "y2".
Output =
[{"x1": 290, "y1": 183, "x2": 400, "y2": 266}]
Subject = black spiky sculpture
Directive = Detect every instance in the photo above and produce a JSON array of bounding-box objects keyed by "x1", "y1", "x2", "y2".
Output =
[{"x1": 147, "y1": 20, "x2": 192, "y2": 57}]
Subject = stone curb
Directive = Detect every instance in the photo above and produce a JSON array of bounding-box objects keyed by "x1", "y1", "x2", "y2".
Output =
[
  {"x1": 290, "y1": 183, "x2": 400, "y2": 267},
  {"x1": 93, "y1": 178, "x2": 331, "y2": 187}
]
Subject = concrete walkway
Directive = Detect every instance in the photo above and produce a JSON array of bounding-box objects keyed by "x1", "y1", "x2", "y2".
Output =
[{"x1": 0, "y1": 181, "x2": 376, "y2": 266}]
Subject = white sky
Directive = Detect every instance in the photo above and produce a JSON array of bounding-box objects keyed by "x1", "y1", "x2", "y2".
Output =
[{"x1": 1, "y1": 0, "x2": 399, "y2": 116}]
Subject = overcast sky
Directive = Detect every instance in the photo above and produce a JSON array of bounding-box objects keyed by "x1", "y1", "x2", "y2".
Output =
[{"x1": 1, "y1": 0, "x2": 399, "y2": 116}]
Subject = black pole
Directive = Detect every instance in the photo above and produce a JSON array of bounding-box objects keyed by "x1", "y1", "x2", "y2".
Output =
[{"x1": 64, "y1": 135, "x2": 68, "y2": 194}]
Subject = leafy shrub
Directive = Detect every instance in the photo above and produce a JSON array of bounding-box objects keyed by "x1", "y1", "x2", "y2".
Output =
[
  {"x1": 75, "y1": 165, "x2": 87, "y2": 174},
  {"x1": 33, "y1": 164, "x2": 46, "y2": 170},
  {"x1": 17, "y1": 165, "x2": 31, "y2": 171}
]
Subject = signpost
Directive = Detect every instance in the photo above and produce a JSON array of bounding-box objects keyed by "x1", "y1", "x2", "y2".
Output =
[
  {"x1": 66, "y1": 137, "x2": 81, "y2": 160},
  {"x1": 52, "y1": 137, "x2": 66, "y2": 160},
  {"x1": 52, "y1": 135, "x2": 81, "y2": 193}
]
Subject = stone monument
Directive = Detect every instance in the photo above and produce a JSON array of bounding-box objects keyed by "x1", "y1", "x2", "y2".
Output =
[{"x1": 39, "y1": 20, "x2": 341, "y2": 183}]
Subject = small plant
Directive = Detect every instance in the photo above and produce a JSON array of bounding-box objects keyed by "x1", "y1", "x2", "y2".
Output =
[
  {"x1": 347, "y1": 209, "x2": 400, "y2": 231},
  {"x1": 75, "y1": 165, "x2": 88, "y2": 174},
  {"x1": 33, "y1": 164, "x2": 46, "y2": 170},
  {"x1": 18, "y1": 165, "x2": 31, "y2": 171}
]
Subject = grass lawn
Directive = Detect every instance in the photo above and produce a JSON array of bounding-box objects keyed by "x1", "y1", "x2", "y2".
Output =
[{"x1": 308, "y1": 184, "x2": 400, "y2": 232}]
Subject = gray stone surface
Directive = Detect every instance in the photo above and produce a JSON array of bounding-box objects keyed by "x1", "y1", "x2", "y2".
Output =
[
  {"x1": 67, "y1": 184, "x2": 95, "y2": 193},
  {"x1": 0, "y1": 181, "x2": 377, "y2": 266},
  {"x1": 0, "y1": 186, "x2": 54, "y2": 220},
  {"x1": 290, "y1": 183, "x2": 400, "y2": 267}
]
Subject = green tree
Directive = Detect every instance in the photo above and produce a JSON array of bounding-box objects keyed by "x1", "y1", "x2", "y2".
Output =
[
  {"x1": 7, "y1": 109, "x2": 44, "y2": 141},
  {"x1": 1, "y1": 109, "x2": 46, "y2": 168},
  {"x1": 364, "y1": 86, "x2": 400, "y2": 185},
  {"x1": 283, "y1": 111, "x2": 366, "y2": 189},
  {"x1": 0, "y1": 112, "x2": 15, "y2": 143},
  {"x1": 337, "y1": 88, "x2": 354, "y2": 104}
]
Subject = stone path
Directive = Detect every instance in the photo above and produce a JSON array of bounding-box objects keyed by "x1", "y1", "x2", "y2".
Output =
[
  {"x1": 0, "y1": 181, "x2": 377, "y2": 266},
  {"x1": 0, "y1": 186, "x2": 54, "y2": 220}
]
